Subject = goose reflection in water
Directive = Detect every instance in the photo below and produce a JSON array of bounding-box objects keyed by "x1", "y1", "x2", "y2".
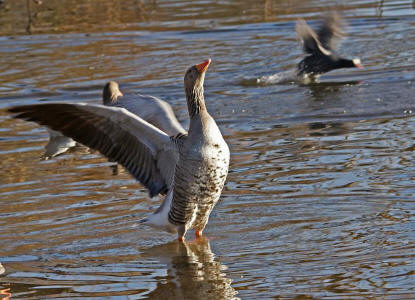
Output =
[
  {"x1": 0, "y1": 263, "x2": 10, "y2": 300},
  {"x1": 0, "y1": 263, "x2": 9, "y2": 300},
  {"x1": 0, "y1": 288, "x2": 11, "y2": 300},
  {"x1": 142, "y1": 238, "x2": 238, "y2": 300}
]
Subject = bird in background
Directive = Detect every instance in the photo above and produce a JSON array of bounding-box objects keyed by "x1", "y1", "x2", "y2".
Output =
[
  {"x1": 296, "y1": 12, "x2": 363, "y2": 80},
  {"x1": 9, "y1": 59, "x2": 230, "y2": 242},
  {"x1": 43, "y1": 81, "x2": 185, "y2": 159},
  {"x1": 254, "y1": 12, "x2": 362, "y2": 86},
  {"x1": 103, "y1": 81, "x2": 185, "y2": 137}
]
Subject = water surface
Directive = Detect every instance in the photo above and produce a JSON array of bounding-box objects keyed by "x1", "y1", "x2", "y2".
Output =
[{"x1": 1, "y1": 0, "x2": 415, "y2": 298}]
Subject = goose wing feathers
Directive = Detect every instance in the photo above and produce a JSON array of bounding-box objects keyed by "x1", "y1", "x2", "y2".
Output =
[
  {"x1": 9, "y1": 103, "x2": 178, "y2": 197},
  {"x1": 112, "y1": 93, "x2": 186, "y2": 136}
]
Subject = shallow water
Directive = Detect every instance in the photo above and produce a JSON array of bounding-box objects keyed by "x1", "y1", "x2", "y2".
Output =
[{"x1": 1, "y1": 0, "x2": 415, "y2": 299}]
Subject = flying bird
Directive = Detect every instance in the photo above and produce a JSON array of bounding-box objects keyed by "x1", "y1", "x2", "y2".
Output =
[{"x1": 296, "y1": 12, "x2": 362, "y2": 79}]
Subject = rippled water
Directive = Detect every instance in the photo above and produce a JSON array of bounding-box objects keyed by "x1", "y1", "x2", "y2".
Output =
[{"x1": 1, "y1": 0, "x2": 415, "y2": 299}]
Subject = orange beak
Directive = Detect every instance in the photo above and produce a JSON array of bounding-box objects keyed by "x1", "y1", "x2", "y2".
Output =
[{"x1": 196, "y1": 59, "x2": 211, "y2": 73}]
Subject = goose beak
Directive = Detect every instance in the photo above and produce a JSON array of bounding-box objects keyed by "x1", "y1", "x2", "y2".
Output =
[
  {"x1": 353, "y1": 58, "x2": 363, "y2": 69},
  {"x1": 196, "y1": 59, "x2": 211, "y2": 73}
]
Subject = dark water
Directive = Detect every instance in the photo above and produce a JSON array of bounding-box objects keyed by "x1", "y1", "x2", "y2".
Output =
[{"x1": 1, "y1": 0, "x2": 415, "y2": 299}]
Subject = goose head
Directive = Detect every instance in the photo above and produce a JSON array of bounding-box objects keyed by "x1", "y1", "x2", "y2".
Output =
[{"x1": 184, "y1": 59, "x2": 211, "y2": 117}]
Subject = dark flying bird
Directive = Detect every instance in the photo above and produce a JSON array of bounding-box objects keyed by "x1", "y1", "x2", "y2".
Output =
[{"x1": 296, "y1": 12, "x2": 362, "y2": 78}]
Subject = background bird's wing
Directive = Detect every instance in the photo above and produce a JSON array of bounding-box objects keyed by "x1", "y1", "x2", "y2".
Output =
[
  {"x1": 43, "y1": 128, "x2": 77, "y2": 158},
  {"x1": 317, "y1": 12, "x2": 346, "y2": 51},
  {"x1": 113, "y1": 93, "x2": 186, "y2": 136},
  {"x1": 9, "y1": 103, "x2": 179, "y2": 197},
  {"x1": 296, "y1": 19, "x2": 329, "y2": 56}
]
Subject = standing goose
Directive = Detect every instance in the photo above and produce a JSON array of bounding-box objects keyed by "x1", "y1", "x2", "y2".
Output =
[
  {"x1": 296, "y1": 12, "x2": 362, "y2": 78},
  {"x1": 44, "y1": 81, "x2": 185, "y2": 158},
  {"x1": 8, "y1": 59, "x2": 230, "y2": 241}
]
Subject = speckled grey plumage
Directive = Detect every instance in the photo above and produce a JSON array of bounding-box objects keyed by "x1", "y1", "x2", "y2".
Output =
[{"x1": 165, "y1": 63, "x2": 229, "y2": 237}]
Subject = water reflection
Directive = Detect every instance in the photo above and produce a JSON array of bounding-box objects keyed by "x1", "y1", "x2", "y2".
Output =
[
  {"x1": 25, "y1": 0, "x2": 43, "y2": 34},
  {"x1": 0, "y1": 0, "x2": 158, "y2": 35},
  {"x1": 305, "y1": 81, "x2": 361, "y2": 101},
  {"x1": 142, "y1": 238, "x2": 238, "y2": 300}
]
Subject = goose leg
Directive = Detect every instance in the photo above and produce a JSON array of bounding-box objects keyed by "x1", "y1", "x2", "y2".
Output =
[
  {"x1": 195, "y1": 230, "x2": 203, "y2": 238},
  {"x1": 177, "y1": 225, "x2": 186, "y2": 242}
]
